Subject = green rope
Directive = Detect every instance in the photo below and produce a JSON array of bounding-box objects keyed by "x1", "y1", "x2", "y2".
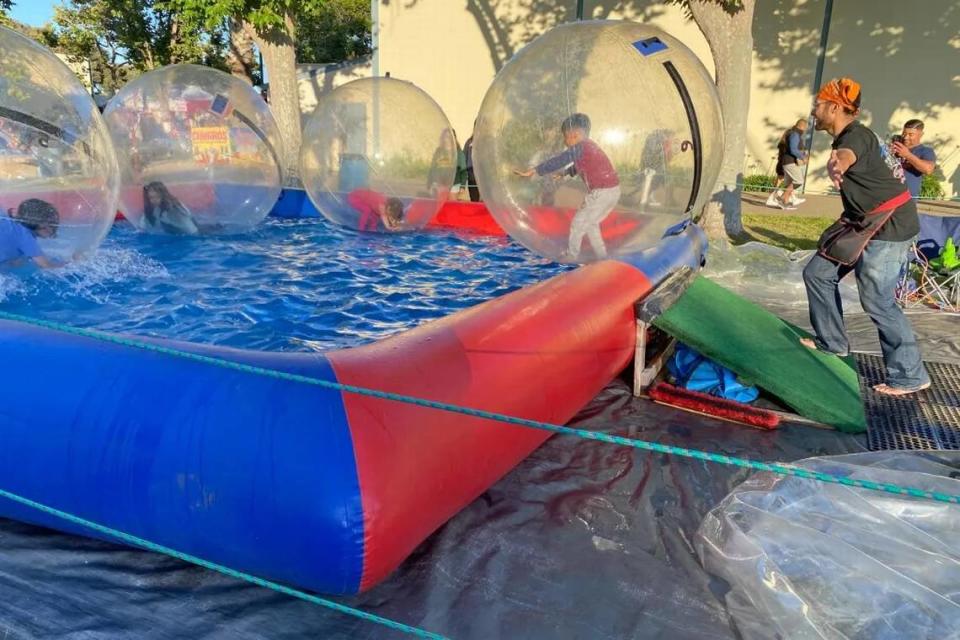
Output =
[
  {"x1": 1, "y1": 309, "x2": 956, "y2": 506},
  {"x1": 0, "y1": 485, "x2": 447, "y2": 639}
]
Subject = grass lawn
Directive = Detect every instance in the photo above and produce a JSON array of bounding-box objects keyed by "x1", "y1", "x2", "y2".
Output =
[{"x1": 738, "y1": 214, "x2": 834, "y2": 251}]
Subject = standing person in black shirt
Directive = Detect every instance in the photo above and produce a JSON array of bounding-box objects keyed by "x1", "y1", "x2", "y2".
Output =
[{"x1": 801, "y1": 77, "x2": 929, "y2": 396}]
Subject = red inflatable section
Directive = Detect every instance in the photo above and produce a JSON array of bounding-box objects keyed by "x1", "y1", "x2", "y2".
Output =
[
  {"x1": 427, "y1": 201, "x2": 507, "y2": 236},
  {"x1": 524, "y1": 205, "x2": 650, "y2": 243},
  {"x1": 327, "y1": 260, "x2": 653, "y2": 591},
  {"x1": 427, "y1": 201, "x2": 654, "y2": 243}
]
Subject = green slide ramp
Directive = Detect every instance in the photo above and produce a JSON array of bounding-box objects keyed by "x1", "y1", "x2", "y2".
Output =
[{"x1": 653, "y1": 276, "x2": 866, "y2": 433}]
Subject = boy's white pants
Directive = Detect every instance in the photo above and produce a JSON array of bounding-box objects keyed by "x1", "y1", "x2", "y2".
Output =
[{"x1": 569, "y1": 185, "x2": 621, "y2": 259}]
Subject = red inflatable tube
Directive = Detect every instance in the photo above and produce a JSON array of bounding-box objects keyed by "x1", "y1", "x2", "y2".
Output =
[{"x1": 328, "y1": 259, "x2": 653, "y2": 590}]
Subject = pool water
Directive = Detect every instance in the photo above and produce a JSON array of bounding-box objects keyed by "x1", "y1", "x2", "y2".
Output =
[{"x1": 0, "y1": 218, "x2": 569, "y2": 351}]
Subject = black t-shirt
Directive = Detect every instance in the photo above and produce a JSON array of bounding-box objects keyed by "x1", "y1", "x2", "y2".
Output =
[{"x1": 833, "y1": 121, "x2": 918, "y2": 242}]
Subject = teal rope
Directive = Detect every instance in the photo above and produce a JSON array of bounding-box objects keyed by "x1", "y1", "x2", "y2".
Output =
[
  {"x1": 1, "y1": 309, "x2": 957, "y2": 506},
  {"x1": 0, "y1": 485, "x2": 447, "y2": 639}
]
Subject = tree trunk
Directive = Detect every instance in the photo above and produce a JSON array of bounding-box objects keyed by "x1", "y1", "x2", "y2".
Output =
[
  {"x1": 226, "y1": 19, "x2": 257, "y2": 84},
  {"x1": 688, "y1": 0, "x2": 755, "y2": 239},
  {"x1": 103, "y1": 45, "x2": 122, "y2": 94},
  {"x1": 142, "y1": 45, "x2": 156, "y2": 70},
  {"x1": 168, "y1": 14, "x2": 182, "y2": 65},
  {"x1": 246, "y1": 15, "x2": 301, "y2": 186}
]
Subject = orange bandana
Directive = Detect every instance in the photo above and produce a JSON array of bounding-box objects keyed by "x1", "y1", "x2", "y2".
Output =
[{"x1": 817, "y1": 78, "x2": 861, "y2": 112}]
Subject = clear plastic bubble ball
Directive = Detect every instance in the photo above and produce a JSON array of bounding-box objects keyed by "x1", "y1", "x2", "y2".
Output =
[
  {"x1": 473, "y1": 21, "x2": 724, "y2": 263},
  {"x1": 0, "y1": 26, "x2": 119, "y2": 260},
  {"x1": 103, "y1": 64, "x2": 283, "y2": 235},
  {"x1": 300, "y1": 77, "x2": 458, "y2": 232}
]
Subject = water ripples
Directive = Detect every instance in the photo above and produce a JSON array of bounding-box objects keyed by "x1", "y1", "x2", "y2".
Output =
[{"x1": 1, "y1": 218, "x2": 569, "y2": 351}]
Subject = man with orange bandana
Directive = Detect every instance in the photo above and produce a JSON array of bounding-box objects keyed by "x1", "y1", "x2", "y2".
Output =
[{"x1": 801, "y1": 77, "x2": 929, "y2": 396}]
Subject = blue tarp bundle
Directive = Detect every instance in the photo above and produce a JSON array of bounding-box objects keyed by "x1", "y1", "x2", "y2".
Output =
[{"x1": 668, "y1": 343, "x2": 759, "y2": 403}]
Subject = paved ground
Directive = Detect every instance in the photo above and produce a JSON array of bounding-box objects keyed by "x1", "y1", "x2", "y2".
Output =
[{"x1": 742, "y1": 190, "x2": 960, "y2": 218}]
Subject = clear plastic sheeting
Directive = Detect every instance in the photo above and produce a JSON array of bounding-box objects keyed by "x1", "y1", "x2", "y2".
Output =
[
  {"x1": 703, "y1": 239, "x2": 863, "y2": 312},
  {"x1": 696, "y1": 452, "x2": 960, "y2": 640}
]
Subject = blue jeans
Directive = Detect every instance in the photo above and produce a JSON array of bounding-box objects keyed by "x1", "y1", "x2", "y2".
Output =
[{"x1": 803, "y1": 238, "x2": 929, "y2": 389}]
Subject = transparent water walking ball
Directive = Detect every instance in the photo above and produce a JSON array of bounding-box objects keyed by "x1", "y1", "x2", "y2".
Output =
[
  {"x1": 103, "y1": 64, "x2": 283, "y2": 235},
  {"x1": 473, "y1": 21, "x2": 724, "y2": 263},
  {"x1": 0, "y1": 26, "x2": 119, "y2": 258},
  {"x1": 300, "y1": 77, "x2": 458, "y2": 233}
]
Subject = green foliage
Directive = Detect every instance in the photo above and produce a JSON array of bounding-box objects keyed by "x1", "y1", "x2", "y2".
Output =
[
  {"x1": 162, "y1": 1, "x2": 370, "y2": 64},
  {"x1": 52, "y1": 0, "x2": 228, "y2": 95},
  {"x1": 2, "y1": 15, "x2": 59, "y2": 49},
  {"x1": 15, "y1": 0, "x2": 368, "y2": 97},
  {"x1": 741, "y1": 173, "x2": 778, "y2": 193},
  {"x1": 164, "y1": 0, "x2": 321, "y2": 37},
  {"x1": 920, "y1": 173, "x2": 946, "y2": 200},
  {"x1": 296, "y1": 0, "x2": 371, "y2": 63}
]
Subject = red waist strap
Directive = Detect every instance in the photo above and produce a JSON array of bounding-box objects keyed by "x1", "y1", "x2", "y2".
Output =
[{"x1": 866, "y1": 189, "x2": 911, "y2": 215}]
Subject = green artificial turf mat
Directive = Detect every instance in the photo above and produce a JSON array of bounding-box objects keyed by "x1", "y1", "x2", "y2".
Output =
[{"x1": 653, "y1": 276, "x2": 866, "y2": 433}]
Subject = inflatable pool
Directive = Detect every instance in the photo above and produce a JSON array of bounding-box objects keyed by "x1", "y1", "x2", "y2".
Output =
[{"x1": 0, "y1": 218, "x2": 705, "y2": 596}]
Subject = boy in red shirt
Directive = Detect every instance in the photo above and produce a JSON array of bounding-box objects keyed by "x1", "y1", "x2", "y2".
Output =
[{"x1": 516, "y1": 113, "x2": 620, "y2": 261}]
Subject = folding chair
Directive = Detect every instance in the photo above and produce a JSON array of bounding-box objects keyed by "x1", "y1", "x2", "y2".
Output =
[{"x1": 898, "y1": 245, "x2": 960, "y2": 312}]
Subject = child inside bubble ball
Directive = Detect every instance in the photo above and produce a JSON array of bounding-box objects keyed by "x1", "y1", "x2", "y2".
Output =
[
  {"x1": 142, "y1": 181, "x2": 200, "y2": 235},
  {"x1": 0, "y1": 198, "x2": 63, "y2": 269},
  {"x1": 514, "y1": 112, "x2": 621, "y2": 261},
  {"x1": 347, "y1": 188, "x2": 405, "y2": 232}
]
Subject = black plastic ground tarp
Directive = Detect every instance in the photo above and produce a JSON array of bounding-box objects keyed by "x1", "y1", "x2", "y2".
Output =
[{"x1": 0, "y1": 304, "x2": 956, "y2": 639}]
